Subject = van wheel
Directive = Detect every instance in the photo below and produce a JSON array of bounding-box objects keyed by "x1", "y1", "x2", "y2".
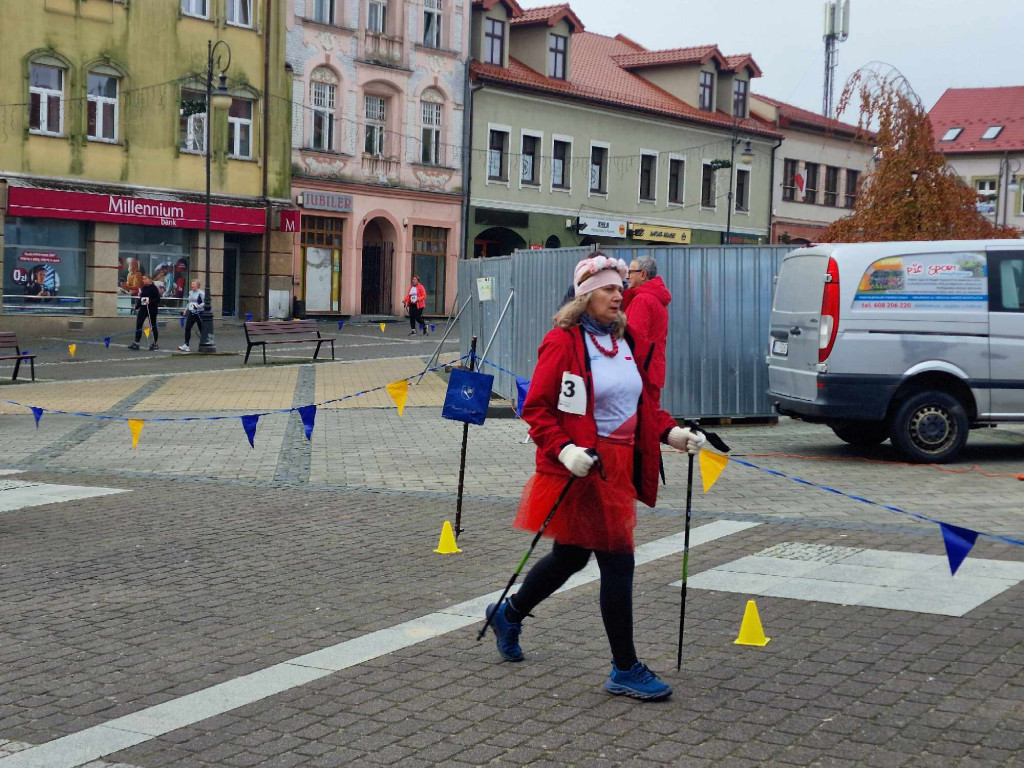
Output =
[
  {"x1": 889, "y1": 390, "x2": 968, "y2": 463},
  {"x1": 830, "y1": 422, "x2": 889, "y2": 446}
]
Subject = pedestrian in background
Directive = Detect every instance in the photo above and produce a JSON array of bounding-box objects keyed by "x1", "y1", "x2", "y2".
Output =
[
  {"x1": 486, "y1": 253, "x2": 705, "y2": 701},
  {"x1": 129, "y1": 274, "x2": 161, "y2": 351},
  {"x1": 403, "y1": 276, "x2": 428, "y2": 335},
  {"x1": 177, "y1": 279, "x2": 205, "y2": 353},
  {"x1": 623, "y1": 256, "x2": 671, "y2": 409}
]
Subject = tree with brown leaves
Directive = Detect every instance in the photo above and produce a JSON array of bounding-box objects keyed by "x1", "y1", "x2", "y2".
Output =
[{"x1": 822, "y1": 64, "x2": 1019, "y2": 242}]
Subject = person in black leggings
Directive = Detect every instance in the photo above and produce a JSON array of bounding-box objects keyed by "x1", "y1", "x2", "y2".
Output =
[{"x1": 128, "y1": 274, "x2": 161, "y2": 351}]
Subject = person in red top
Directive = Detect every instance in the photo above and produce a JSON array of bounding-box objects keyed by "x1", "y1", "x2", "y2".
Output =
[
  {"x1": 402, "y1": 276, "x2": 428, "y2": 335},
  {"x1": 485, "y1": 253, "x2": 705, "y2": 701},
  {"x1": 622, "y1": 255, "x2": 671, "y2": 408}
]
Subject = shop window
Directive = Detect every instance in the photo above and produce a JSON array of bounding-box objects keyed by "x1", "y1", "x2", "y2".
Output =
[
  {"x1": 551, "y1": 138, "x2": 570, "y2": 189},
  {"x1": 228, "y1": 98, "x2": 253, "y2": 158},
  {"x1": 590, "y1": 144, "x2": 608, "y2": 193},
  {"x1": 301, "y1": 216, "x2": 344, "y2": 313},
  {"x1": 488, "y1": 128, "x2": 509, "y2": 181},
  {"x1": 87, "y1": 73, "x2": 119, "y2": 142},
  {"x1": 668, "y1": 158, "x2": 685, "y2": 204},
  {"x1": 117, "y1": 226, "x2": 191, "y2": 315},
  {"x1": 521, "y1": 134, "x2": 539, "y2": 185},
  {"x1": 364, "y1": 95, "x2": 387, "y2": 156},
  {"x1": 227, "y1": 0, "x2": 251, "y2": 26},
  {"x1": 735, "y1": 168, "x2": 750, "y2": 212},
  {"x1": 181, "y1": 0, "x2": 208, "y2": 18},
  {"x1": 310, "y1": 78, "x2": 336, "y2": 151},
  {"x1": 29, "y1": 63, "x2": 64, "y2": 136},
  {"x1": 412, "y1": 226, "x2": 447, "y2": 314},
  {"x1": 2, "y1": 218, "x2": 87, "y2": 314},
  {"x1": 420, "y1": 98, "x2": 442, "y2": 165},
  {"x1": 484, "y1": 18, "x2": 504, "y2": 65},
  {"x1": 179, "y1": 87, "x2": 207, "y2": 152},
  {"x1": 423, "y1": 0, "x2": 442, "y2": 49},
  {"x1": 368, "y1": 0, "x2": 387, "y2": 34}
]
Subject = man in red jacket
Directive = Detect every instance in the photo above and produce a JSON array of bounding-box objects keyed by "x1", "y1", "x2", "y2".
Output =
[{"x1": 622, "y1": 256, "x2": 671, "y2": 408}]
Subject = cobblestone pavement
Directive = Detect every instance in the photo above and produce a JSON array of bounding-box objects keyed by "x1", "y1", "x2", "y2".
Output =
[{"x1": 0, "y1": 354, "x2": 1021, "y2": 767}]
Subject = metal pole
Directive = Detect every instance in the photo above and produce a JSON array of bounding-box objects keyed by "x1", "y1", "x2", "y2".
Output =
[
  {"x1": 417, "y1": 294, "x2": 471, "y2": 382},
  {"x1": 454, "y1": 335, "x2": 477, "y2": 539},
  {"x1": 200, "y1": 40, "x2": 217, "y2": 353},
  {"x1": 261, "y1": 0, "x2": 273, "y2": 321},
  {"x1": 478, "y1": 289, "x2": 512, "y2": 366},
  {"x1": 724, "y1": 135, "x2": 736, "y2": 246}
]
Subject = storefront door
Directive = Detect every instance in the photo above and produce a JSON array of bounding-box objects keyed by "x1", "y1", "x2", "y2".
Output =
[{"x1": 222, "y1": 242, "x2": 239, "y2": 316}]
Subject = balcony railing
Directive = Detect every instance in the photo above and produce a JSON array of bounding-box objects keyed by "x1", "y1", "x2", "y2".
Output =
[
  {"x1": 361, "y1": 154, "x2": 401, "y2": 180},
  {"x1": 363, "y1": 34, "x2": 403, "y2": 67}
]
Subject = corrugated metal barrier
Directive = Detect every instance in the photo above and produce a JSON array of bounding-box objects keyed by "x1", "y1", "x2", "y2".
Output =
[{"x1": 458, "y1": 245, "x2": 791, "y2": 419}]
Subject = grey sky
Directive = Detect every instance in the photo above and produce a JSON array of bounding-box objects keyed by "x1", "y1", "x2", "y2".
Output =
[{"x1": 577, "y1": 0, "x2": 1024, "y2": 115}]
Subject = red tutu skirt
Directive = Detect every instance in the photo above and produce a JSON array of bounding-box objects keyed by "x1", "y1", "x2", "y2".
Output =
[{"x1": 513, "y1": 439, "x2": 637, "y2": 553}]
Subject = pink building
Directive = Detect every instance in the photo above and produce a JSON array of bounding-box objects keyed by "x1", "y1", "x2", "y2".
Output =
[{"x1": 285, "y1": 0, "x2": 467, "y2": 316}]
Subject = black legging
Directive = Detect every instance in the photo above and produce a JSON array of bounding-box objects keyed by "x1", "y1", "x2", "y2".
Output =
[
  {"x1": 134, "y1": 306, "x2": 158, "y2": 343},
  {"x1": 408, "y1": 304, "x2": 425, "y2": 331},
  {"x1": 184, "y1": 313, "x2": 203, "y2": 345},
  {"x1": 506, "y1": 542, "x2": 638, "y2": 670}
]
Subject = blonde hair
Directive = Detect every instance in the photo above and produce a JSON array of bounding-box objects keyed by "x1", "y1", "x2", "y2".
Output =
[{"x1": 553, "y1": 292, "x2": 627, "y2": 339}]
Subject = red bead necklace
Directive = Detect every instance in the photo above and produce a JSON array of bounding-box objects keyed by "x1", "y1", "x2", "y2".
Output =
[{"x1": 587, "y1": 331, "x2": 618, "y2": 358}]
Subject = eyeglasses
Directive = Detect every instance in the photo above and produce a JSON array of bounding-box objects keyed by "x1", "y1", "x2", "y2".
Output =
[{"x1": 627, "y1": 270, "x2": 645, "y2": 275}]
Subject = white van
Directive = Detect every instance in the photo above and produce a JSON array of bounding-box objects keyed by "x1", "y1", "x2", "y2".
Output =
[{"x1": 767, "y1": 240, "x2": 1024, "y2": 462}]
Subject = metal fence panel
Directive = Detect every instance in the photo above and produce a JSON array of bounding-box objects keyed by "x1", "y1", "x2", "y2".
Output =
[{"x1": 458, "y1": 244, "x2": 790, "y2": 418}]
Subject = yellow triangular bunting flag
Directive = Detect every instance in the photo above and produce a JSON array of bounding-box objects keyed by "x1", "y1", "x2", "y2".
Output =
[
  {"x1": 379, "y1": 322, "x2": 386, "y2": 333},
  {"x1": 699, "y1": 449, "x2": 728, "y2": 493},
  {"x1": 143, "y1": 327, "x2": 150, "y2": 338},
  {"x1": 68, "y1": 344, "x2": 76, "y2": 358},
  {"x1": 386, "y1": 380, "x2": 408, "y2": 417},
  {"x1": 128, "y1": 419, "x2": 144, "y2": 449}
]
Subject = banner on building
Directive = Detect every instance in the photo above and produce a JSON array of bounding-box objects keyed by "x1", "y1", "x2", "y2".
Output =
[
  {"x1": 576, "y1": 217, "x2": 627, "y2": 238},
  {"x1": 629, "y1": 223, "x2": 692, "y2": 244}
]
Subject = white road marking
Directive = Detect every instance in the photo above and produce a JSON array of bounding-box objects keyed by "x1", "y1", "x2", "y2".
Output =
[
  {"x1": 0, "y1": 520, "x2": 759, "y2": 768},
  {"x1": 0, "y1": 480, "x2": 126, "y2": 513}
]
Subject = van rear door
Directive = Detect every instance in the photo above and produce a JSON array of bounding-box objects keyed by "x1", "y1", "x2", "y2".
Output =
[
  {"x1": 768, "y1": 250, "x2": 828, "y2": 402},
  {"x1": 988, "y1": 250, "x2": 1024, "y2": 417}
]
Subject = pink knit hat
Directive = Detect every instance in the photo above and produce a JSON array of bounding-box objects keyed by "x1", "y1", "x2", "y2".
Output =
[{"x1": 573, "y1": 254, "x2": 628, "y2": 297}]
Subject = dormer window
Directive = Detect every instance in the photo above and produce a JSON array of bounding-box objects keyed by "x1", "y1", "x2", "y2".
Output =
[
  {"x1": 981, "y1": 126, "x2": 1003, "y2": 140},
  {"x1": 484, "y1": 18, "x2": 504, "y2": 65},
  {"x1": 732, "y1": 79, "x2": 748, "y2": 118},
  {"x1": 699, "y1": 71, "x2": 714, "y2": 112},
  {"x1": 548, "y1": 34, "x2": 567, "y2": 80},
  {"x1": 941, "y1": 127, "x2": 963, "y2": 141}
]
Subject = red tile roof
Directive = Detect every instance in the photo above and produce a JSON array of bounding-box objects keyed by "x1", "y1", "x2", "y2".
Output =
[
  {"x1": 614, "y1": 44, "x2": 727, "y2": 71},
  {"x1": 509, "y1": 3, "x2": 584, "y2": 31},
  {"x1": 929, "y1": 86, "x2": 1024, "y2": 153},
  {"x1": 471, "y1": 31, "x2": 781, "y2": 139},
  {"x1": 472, "y1": 0, "x2": 524, "y2": 15},
  {"x1": 752, "y1": 93, "x2": 871, "y2": 140},
  {"x1": 724, "y1": 54, "x2": 762, "y2": 78}
]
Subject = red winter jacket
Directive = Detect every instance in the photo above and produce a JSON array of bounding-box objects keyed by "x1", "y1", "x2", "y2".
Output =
[
  {"x1": 403, "y1": 284, "x2": 426, "y2": 309},
  {"x1": 521, "y1": 323, "x2": 679, "y2": 508},
  {"x1": 622, "y1": 276, "x2": 671, "y2": 390}
]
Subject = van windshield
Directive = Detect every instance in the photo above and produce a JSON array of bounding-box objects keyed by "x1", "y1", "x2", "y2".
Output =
[{"x1": 774, "y1": 254, "x2": 826, "y2": 313}]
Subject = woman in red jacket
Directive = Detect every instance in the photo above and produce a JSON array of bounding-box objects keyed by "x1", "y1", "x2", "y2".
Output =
[
  {"x1": 403, "y1": 276, "x2": 428, "y2": 335},
  {"x1": 486, "y1": 253, "x2": 705, "y2": 701}
]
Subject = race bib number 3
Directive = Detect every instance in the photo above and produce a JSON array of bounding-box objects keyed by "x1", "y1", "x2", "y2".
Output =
[{"x1": 557, "y1": 372, "x2": 586, "y2": 415}]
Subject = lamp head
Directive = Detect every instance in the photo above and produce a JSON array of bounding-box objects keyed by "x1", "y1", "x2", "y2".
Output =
[
  {"x1": 739, "y1": 140, "x2": 754, "y2": 165},
  {"x1": 211, "y1": 73, "x2": 233, "y2": 111}
]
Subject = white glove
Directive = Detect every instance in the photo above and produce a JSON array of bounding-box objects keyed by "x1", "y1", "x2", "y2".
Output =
[
  {"x1": 558, "y1": 444, "x2": 596, "y2": 478},
  {"x1": 668, "y1": 427, "x2": 706, "y2": 455}
]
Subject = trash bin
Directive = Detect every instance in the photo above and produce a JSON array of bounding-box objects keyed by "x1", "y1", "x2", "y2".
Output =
[{"x1": 292, "y1": 297, "x2": 305, "y2": 319}]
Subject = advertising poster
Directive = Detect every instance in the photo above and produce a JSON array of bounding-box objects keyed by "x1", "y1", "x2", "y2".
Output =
[
  {"x1": 854, "y1": 252, "x2": 987, "y2": 310},
  {"x1": 118, "y1": 255, "x2": 190, "y2": 302},
  {"x1": 3, "y1": 248, "x2": 86, "y2": 306}
]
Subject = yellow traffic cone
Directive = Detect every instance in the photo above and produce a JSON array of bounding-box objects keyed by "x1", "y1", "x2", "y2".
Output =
[
  {"x1": 434, "y1": 520, "x2": 462, "y2": 554},
  {"x1": 734, "y1": 600, "x2": 770, "y2": 646}
]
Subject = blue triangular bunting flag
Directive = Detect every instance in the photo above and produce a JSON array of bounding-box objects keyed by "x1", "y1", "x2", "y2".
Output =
[
  {"x1": 338, "y1": 320, "x2": 344, "y2": 329},
  {"x1": 298, "y1": 405, "x2": 317, "y2": 440},
  {"x1": 103, "y1": 337, "x2": 111, "y2": 348},
  {"x1": 31, "y1": 407, "x2": 44, "y2": 428},
  {"x1": 516, "y1": 376, "x2": 531, "y2": 418},
  {"x1": 246, "y1": 313, "x2": 253, "y2": 322},
  {"x1": 241, "y1": 414, "x2": 260, "y2": 448},
  {"x1": 940, "y1": 523, "x2": 978, "y2": 576}
]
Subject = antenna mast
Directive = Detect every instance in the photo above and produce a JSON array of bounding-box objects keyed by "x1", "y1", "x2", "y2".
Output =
[{"x1": 823, "y1": 0, "x2": 850, "y2": 117}]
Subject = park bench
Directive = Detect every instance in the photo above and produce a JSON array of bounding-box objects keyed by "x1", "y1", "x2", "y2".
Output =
[
  {"x1": 0, "y1": 332, "x2": 35, "y2": 382},
  {"x1": 243, "y1": 320, "x2": 335, "y2": 365}
]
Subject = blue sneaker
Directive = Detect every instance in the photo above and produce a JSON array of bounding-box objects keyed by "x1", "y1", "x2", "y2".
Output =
[
  {"x1": 486, "y1": 601, "x2": 524, "y2": 662},
  {"x1": 604, "y1": 662, "x2": 672, "y2": 700}
]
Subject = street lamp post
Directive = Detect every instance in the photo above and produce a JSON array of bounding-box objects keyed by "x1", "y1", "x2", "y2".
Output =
[
  {"x1": 200, "y1": 39, "x2": 233, "y2": 354},
  {"x1": 724, "y1": 136, "x2": 755, "y2": 246}
]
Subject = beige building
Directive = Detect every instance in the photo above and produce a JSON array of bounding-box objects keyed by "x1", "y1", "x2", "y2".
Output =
[{"x1": 750, "y1": 95, "x2": 875, "y2": 245}]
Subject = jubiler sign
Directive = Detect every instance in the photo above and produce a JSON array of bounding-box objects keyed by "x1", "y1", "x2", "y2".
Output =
[{"x1": 6, "y1": 188, "x2": 265, "y2": 233}]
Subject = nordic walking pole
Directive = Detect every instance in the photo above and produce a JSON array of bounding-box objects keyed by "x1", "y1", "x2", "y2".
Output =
[
  {"x1": 453, "y1": 335, "x2": 477, "y2": 539},
  {"x1": 477, "y1": 450, "x2": 601, "y2": 641},
  {"x1": 677, "y1": 450, "x2": 695, "y2": 672}
]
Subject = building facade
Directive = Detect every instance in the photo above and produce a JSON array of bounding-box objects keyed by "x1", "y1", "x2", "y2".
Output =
[
  {"x1": 467, "y1": 1, "x2": 783, "y2": 257},
  {"x1": 750, "y1": 94, "x2": 875, "y2": 245},
  {"x1": 285, "y1": 0, "x2": 467, "y2": 317},
  {"x1": 929, "y1": 86, "x2": 1024, "y2": 232},
  {"x1": 0, "y1": 0, "x2": 295, "y2": 326}
]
